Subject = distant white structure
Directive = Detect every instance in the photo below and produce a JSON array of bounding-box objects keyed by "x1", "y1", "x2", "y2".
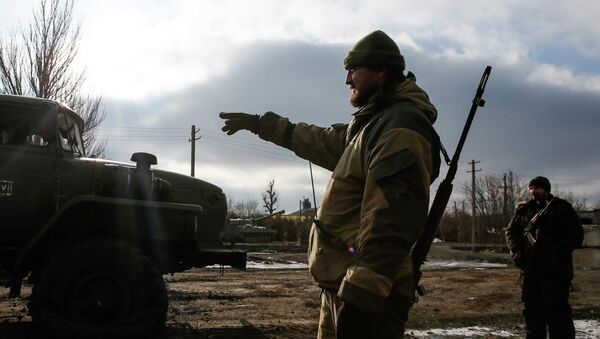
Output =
[
  {"x1": 577, "y1": 209, "x2": 600, "y2": 247},
  {"x1": 578, "y1": 209, "x2": 600, "y2": 224},
  {"x1": 582, "y1": 225, "x2": 600, "y2": 247}
]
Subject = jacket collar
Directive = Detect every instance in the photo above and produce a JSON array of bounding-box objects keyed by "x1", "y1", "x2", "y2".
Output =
[{"x1": 351, "y1": 73, "x2": 438, "y2": 124}]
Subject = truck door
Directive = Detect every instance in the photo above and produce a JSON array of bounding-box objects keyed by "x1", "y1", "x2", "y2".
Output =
[{"x1": 0, "y1": 103, "x2": 57, "y2": 246}]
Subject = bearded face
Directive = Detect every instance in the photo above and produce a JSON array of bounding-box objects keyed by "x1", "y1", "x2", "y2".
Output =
[
  {"x1": 349, "y1": 82, "x2": 380, "y2": 107},
  {"x1": 529, "y1": 186, "x2": 549, "y2": 202},
  {"x1": 346, "y1": 67, "x2": 384, "y2": 108}
]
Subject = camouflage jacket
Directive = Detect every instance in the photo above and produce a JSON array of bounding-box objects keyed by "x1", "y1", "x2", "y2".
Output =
[
  {"x1": 505, "y1": 195, "x2": 583, "y2": 280},
  {"x1": 256, "y1": 78, "x2": 440, "y2": 313}
]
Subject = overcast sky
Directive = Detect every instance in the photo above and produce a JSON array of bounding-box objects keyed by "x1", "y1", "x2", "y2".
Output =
[{"x1": 2, "y1": 0, "x2": 599, "y2": 213}]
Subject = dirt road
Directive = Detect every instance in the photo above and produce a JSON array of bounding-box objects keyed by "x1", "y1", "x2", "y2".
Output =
[{"x1": 1, "y1": 247, "x2": 598, "y2": 338}]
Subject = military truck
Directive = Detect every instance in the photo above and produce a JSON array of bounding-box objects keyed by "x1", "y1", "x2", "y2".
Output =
[{"x1": 0, "y1": 94, "x2": 246, "y2": 338}]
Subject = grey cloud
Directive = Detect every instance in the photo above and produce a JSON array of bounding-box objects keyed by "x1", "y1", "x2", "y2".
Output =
[{"x1": 102, "y1": 40, "x2": 600, "y2": 211}]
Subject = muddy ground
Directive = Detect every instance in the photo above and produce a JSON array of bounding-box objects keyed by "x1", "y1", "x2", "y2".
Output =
[{"x1": 0, "y1": 244, "x2": 598, "y2": 338}]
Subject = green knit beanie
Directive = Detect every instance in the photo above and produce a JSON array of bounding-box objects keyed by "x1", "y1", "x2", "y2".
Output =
[{"x1": 343, "y1": 30, "x2": 405, "y2": 71}]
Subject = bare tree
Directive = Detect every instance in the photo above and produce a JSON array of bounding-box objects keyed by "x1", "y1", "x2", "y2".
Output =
[
  {"x1": 261, "y1": 179, "x2": 278, "y2": 214},
  {"x1": 462, "y1": 171, "x2": 528, "y2": 242},
  {"x1": 245, "y1": 199, "x2": 260, "y2": 218},
  {"x1": 0, "y1": 0, "x2": 106, "y2": 156},
  {"x1": 553, "y1": 189, "x2": 588, "y2": 212},
  {"x1": 228, "y1": 198, "x2": 261, "y2": 219},
  {"x1": 0, "y1": 36, "x2": 24, "y2": 95}
]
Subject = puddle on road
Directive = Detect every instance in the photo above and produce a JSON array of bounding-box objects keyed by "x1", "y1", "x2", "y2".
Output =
[{"x1": 405, "y1": 319, "x2": 600, "y2": 338}]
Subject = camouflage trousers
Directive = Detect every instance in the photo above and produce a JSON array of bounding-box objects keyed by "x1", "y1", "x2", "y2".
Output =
[{"x1": 317, "y1": 276, "x2": 413, "y2": 339}]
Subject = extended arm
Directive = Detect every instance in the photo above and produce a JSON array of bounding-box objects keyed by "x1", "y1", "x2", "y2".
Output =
[{"x1": 220, "y1": 111, "x2": 346, "y2": 171}]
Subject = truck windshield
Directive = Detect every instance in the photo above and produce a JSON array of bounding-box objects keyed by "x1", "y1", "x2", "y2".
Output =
[
  {"x1": 0, "y1": 103, "x2": 50, "y2": 147},
  {"x1": 58, "y1": 112, "x2": 85, "y2": 157}
]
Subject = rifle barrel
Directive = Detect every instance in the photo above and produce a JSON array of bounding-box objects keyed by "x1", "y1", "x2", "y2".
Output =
[
  {"x1": 412, "y1": 65, "x2": 492, "y2": 275},
  {"x1": 445, "y1": 65, "x2": 491, "y2": 182}
]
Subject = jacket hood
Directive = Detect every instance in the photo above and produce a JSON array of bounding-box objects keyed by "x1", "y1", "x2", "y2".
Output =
[
  {"x1": 355, "y1": 72, "x2": 438, "y2": 124},
  {"x1": 388, "y1": 75, "x2": 437, "y2": 123}
]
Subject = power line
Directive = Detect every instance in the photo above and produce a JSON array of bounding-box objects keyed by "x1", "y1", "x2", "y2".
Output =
[
  {"x1": 99, "y1": 125, "x2": 291, "y2": 154},
  {"x1": 200, "y1": 139, "x2": 301, "y2": 164},
  {"x1": 99, "y1": 124, "x2": 302, "y2": 163},
  {"x1": 200, "y1": 135, "x2": 294, "y2": 157}
]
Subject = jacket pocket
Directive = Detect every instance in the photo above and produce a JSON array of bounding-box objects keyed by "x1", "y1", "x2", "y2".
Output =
[{"x1": 308, "y1": 222, "x2": 355, "y2": 288}]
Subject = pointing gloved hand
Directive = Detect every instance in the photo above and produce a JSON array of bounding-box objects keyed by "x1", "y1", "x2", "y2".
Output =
[
  {"x1": 219, "y1": 112, "x2": 261, "y2": 135},
  {"x1": 336, "y1": 301, "x2": 374, "y2": 338}
]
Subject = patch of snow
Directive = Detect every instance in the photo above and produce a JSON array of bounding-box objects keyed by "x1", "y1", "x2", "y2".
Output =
[
  {"x1": 575, "y1": 319, "x2": 600, "y2": 339},
  {"x1": 209, "y1": 259, "x2": 507, "y2": 270},
  {"x1": 422, "y1": 260, "x2": 507, "y2": 270},
  {"x1": 407, "y1": 326, "x2": 517, "y2": 337},
  {"x1": 246, "y1": 261, "x2": 308, "y2": 270},
  {"x1": 206, "y1": 261, "x2": 308, "y2": 270},
  {"x1": 406, "y1": 319, "x2": 600, "y2": 338}
]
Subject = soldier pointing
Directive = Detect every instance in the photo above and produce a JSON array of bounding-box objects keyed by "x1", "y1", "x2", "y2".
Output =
[{"x1": 220, "y1": 30, "x2": 441, "y2": 338}]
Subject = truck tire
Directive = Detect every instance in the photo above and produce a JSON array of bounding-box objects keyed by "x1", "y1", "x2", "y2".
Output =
[{"x1": 29, "y1": 237, "x2": 168, "y2": 338}]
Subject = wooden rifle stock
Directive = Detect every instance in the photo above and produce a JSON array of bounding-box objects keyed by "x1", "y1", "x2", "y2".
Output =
[
  {"x1": 412, "y1": 179, "x2": 453, "y2": 272},
  {"x1": 412, "y1": 66, "x2": 492, "y2": 296}
]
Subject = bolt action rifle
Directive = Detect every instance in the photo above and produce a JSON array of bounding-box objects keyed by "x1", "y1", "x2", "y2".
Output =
[{"x1": 412, "y1": 65, "x2": 492, "y2": 297}]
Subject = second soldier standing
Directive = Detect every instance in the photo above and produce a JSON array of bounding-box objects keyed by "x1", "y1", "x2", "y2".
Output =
[
  {"x1": 505, "y1": 176, "x2": 583, "y2": 339},
  {"x1": 220, "y1": 30, "x2": 441, "y2": 339}
]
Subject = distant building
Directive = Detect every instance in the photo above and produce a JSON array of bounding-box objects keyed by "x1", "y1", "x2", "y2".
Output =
[
  {"x1": 582, "y1": 225, "x2": 600, "y2": 247},
  {"x1": 577, "y1": 209, "x2": 600, "y2": 247},
  {"x1": 578, "y1": 209, "x2": 600, "y2": 225}
]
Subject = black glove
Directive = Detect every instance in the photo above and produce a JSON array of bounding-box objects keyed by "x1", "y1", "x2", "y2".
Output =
[
  {"x1": 336, "y1": 301, "x2": 375, "y2": 339},
  {"x1": 219, "y1": 112, "x2": 261, "y2": 135}
]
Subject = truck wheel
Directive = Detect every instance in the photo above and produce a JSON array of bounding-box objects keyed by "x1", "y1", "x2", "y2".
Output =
[{"x1": 29, "y1": 237, "x2": 168, "y2": 338}]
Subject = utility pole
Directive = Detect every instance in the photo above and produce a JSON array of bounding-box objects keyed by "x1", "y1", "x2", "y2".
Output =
[
  {"x1": 508, "y1": 171, "x2": 514, "y2": 209},
  {"x1": 468, "y1": 160, "x2": 481, "y2": 252},
  {"x1": 501, "y1": 173, "x2": 508, "y2": 225},
  {"x1": 462, "y1": 200, "x2": 467, "y2": 249},
  {"x1": 189, "y1": 125, "x2": 201, "y2": 177},
  {"x1": 454, "y1": 200, "x2": 461, "y2": 243}
]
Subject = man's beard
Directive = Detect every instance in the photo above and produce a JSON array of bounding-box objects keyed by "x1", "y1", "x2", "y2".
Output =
[
  {"x1": 532, "y1": 192, "x2": 548, "y2": 202},
  {"x1": 349, "y1": 83, "x2": 381, "y2": 108}
]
